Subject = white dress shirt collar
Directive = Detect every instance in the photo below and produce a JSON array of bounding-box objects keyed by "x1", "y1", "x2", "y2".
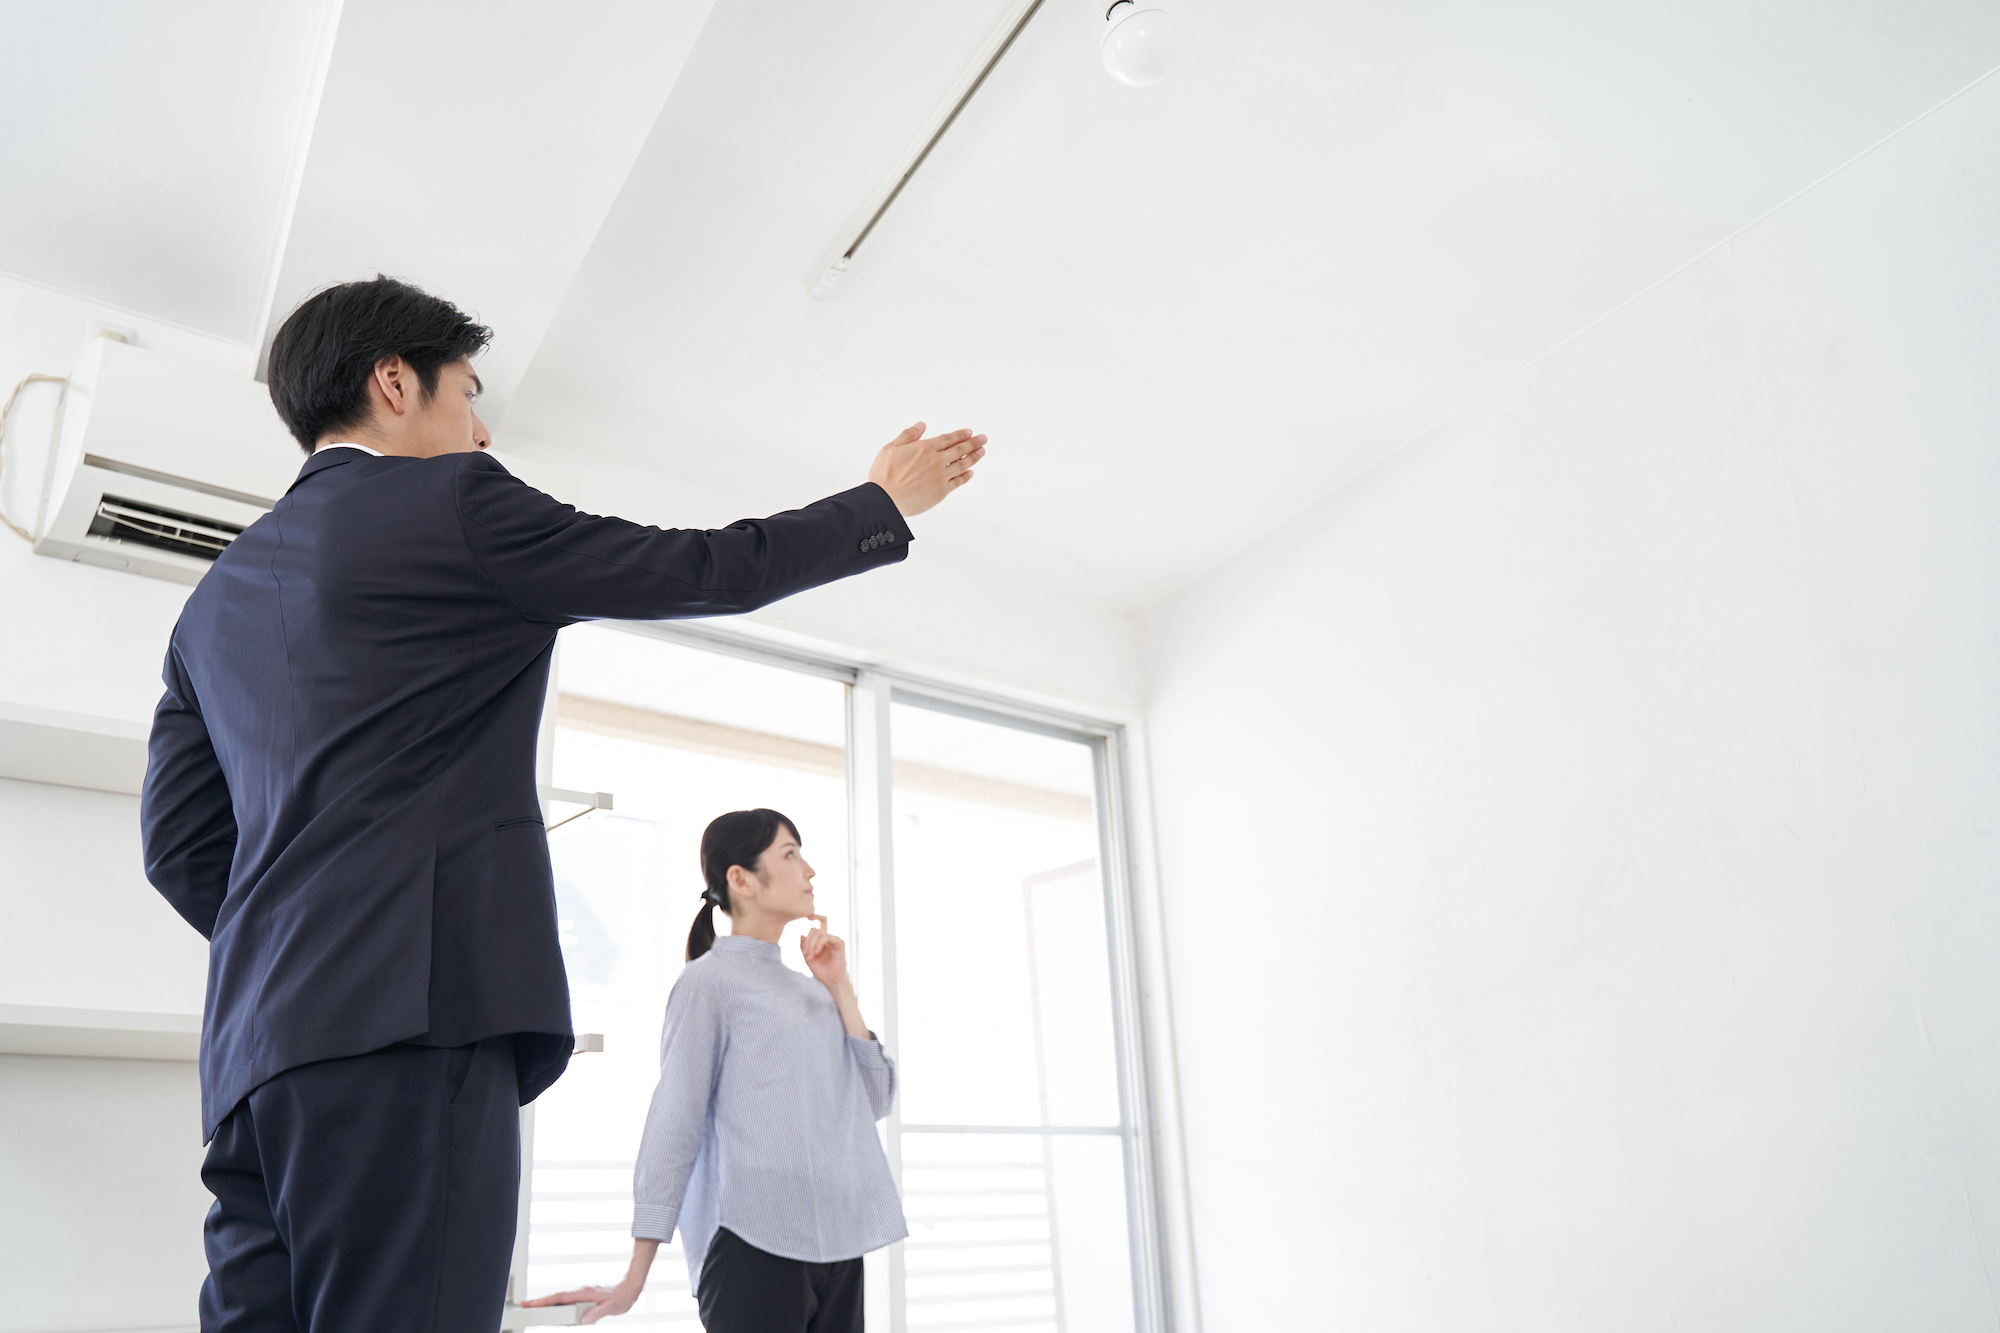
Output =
[{"x1": 313, "y1": 441, "x2": 384, "y2": 456}]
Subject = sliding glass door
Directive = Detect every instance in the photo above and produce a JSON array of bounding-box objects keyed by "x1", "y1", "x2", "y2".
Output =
[
  {"x1": 888, "y1": 696, "x2": 1141, "y2": 1333},
  {"x1": 521, "y1": 624, "x2": 1155, "y2": 1333}
]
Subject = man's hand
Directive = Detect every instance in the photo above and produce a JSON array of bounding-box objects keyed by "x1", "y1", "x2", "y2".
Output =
[{"x1": 868, "y1": 423, "x2": 985, "y2": 517}]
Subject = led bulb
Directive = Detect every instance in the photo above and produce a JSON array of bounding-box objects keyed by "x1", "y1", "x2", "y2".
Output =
[{"x1": 1100, "y1": 3, "x2": 1177, "y2": 87}]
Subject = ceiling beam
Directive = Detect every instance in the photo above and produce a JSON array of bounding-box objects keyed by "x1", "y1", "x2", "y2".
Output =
[{"x1": 251, "y1": 0, "x2": 721, "y2": 422}]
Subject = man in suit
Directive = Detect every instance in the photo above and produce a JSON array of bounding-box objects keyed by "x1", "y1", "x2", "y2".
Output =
[{"x1": 140, "y1": 275, "x2": 985, "y2": 1333}]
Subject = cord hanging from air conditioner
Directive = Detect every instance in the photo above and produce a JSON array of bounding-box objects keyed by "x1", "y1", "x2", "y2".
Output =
[{"x1": 0, "y1": 372, "x2": 66, "y2": 543}]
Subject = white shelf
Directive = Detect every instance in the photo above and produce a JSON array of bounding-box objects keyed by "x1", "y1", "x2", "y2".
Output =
[
  {"x1": 0, "y1": 700, "x2": 149, "y2": 795},
  {"x1": 500, "y1": 1304, "x2": 583, "y2": 1327},
  {"x1": 0, "y1": 1003, "x2": 200, "y2": 1060}
]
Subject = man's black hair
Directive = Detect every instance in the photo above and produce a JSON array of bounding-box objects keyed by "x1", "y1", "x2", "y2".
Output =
[{"x1": 266, "y1": 275, "x2": 493, "y2": 454}]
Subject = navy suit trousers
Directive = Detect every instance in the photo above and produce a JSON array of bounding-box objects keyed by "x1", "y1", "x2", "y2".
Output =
[{"x1": 198, "y1": 1038, "x2": 519, "y2": 1333}]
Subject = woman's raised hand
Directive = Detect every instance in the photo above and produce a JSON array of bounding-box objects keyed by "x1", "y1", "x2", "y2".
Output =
[
  {"x1": 802, "y1": 915, "x2": 876, "y2": 1040},
  {"x1": 800, "y1": 915, "x2": 849, "y2": 988}
]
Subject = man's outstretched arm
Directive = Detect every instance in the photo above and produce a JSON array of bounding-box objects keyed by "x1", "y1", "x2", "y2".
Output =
[
  {"x1": 140, "y1": 648, "x2": 237, "y2": 939},
  {"x1": 455, "y1": 424, "x2": 985, "y2": 625}
]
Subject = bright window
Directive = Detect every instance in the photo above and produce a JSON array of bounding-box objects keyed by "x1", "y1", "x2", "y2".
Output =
[{"x1": 517, "y1": 623, "x2": 1158, "y2": 1333}]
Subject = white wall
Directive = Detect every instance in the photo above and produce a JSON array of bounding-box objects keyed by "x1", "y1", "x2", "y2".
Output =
[
  {"x1": 0, "y1": 1055, "x2": 208, "y2": 1333},
  {"x1": 0, "y1": 778, "x2": 207, "y2": 1015},
  {"x1": 1138, "y1": 73, "x2": 2000, "y2": 1333}
]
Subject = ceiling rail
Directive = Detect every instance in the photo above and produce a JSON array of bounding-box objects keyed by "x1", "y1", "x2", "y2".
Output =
[{"x1": 809, "y1": 0, "x2": 1049, "y2": 299}]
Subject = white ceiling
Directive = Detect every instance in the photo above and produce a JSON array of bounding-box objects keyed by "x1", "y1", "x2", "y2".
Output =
[
  {"x1": 5, "y1": 0, "x2": 1998, "y2": 611},
  {"x1": 503, "y1": 0, "x2": 2000, "y2": 609},
  {"x1": 0, "y1": 0, "x2": 714, "y2": 416},
  {"x1": 0, "y1": 2, "x2": 326, "y2": 341}
]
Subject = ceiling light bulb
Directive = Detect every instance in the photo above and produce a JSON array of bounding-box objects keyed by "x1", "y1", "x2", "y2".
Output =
[{"x1": 1100, "y1": 2, "x2": 1177, "y2": 87}]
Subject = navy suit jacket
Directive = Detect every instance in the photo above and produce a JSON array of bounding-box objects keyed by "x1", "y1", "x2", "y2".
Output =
[{"x1": 141, "y1": 448, "x2": 912, "y2": 1137}]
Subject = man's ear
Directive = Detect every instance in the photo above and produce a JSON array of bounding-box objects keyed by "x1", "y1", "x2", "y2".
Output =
[{"x1": 372, "y1": 355, "x2": 410, "y2": 417}]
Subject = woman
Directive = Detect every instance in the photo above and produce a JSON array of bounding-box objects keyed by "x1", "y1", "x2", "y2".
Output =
[{"x1": 527, "y1": 808, "x2": 905, "y2": 1331}]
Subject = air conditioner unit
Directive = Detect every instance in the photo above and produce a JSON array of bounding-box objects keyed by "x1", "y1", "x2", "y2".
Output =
[{"x1": 33, "y1": 338, "x2": 300, "y2": 586}]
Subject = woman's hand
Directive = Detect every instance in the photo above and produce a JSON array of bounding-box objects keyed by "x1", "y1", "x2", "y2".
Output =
[
  {"x1": 522, "y1": 1283, "x2": 636, "y2": 1325},
  {"x1": 800, "y1": 915, "x2": 850, "y2": 989},
  {"x1": 526, "y1": 1239, "x2": 657, "y2": 1325},
  {"x1": 802, "y1": 916, "x2": 874, "y2": 1039}
]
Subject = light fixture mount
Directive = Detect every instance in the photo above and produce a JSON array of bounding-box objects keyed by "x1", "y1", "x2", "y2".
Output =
[{"x1": 1099, "y1": 0, "x2": 1177, "y2": 88}]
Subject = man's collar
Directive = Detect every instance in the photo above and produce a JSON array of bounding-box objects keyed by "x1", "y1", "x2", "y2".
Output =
[
  {"x1": 289, "y1": 444, "x2": 401, "y2": 493},
  {"x1": 314, "y1": 441, "x2": 384, "y2": 456}
]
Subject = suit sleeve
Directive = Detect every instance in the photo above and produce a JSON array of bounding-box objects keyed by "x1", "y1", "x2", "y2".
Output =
[
  {"x1": 140, "y1": 645, "x2": 237, "y2": 939},
  {"x1": 452, "y1": 452, "x2": 914, "y2": 624}
]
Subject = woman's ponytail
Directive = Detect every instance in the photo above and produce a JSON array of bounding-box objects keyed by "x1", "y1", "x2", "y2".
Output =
[
  {"x1": 686, "y1": 808, "x2": 800, "y2": 962},
  {"x1": 686, "y1": 897, "x2": 719, "y2": 962}
]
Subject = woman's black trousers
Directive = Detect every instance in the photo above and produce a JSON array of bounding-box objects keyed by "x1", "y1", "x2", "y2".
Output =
[{"x1": 697, "y1": 1227, "x2": 864, "y2": 1333}]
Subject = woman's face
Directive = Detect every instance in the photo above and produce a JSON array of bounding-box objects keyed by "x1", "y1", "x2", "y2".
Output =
[{"x1": 741, "y1": 828, "x2": 817, "y2": 922}]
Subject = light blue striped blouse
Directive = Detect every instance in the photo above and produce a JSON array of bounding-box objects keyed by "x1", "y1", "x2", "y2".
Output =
[{"x1": 631, "y1": 934, "x2": 907, "y2": 1282}]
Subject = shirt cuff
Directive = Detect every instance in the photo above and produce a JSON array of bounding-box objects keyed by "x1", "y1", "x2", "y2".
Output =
[
  {"x1": 846, "y1": 1033, "x2": 890, "y2": 1069},
  {"x1": 632, "y1": 1203, "x2": 678, "y2": 1242}
]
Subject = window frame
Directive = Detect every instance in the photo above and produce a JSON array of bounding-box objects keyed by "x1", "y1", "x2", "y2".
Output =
[{"x1": 531, "y1": 619, "x2": 1169, "y2": 1333}]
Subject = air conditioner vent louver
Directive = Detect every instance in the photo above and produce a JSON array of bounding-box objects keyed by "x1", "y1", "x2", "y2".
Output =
[{"x1": 87, "y1": 493, "x2": 244, "y2": 562}]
